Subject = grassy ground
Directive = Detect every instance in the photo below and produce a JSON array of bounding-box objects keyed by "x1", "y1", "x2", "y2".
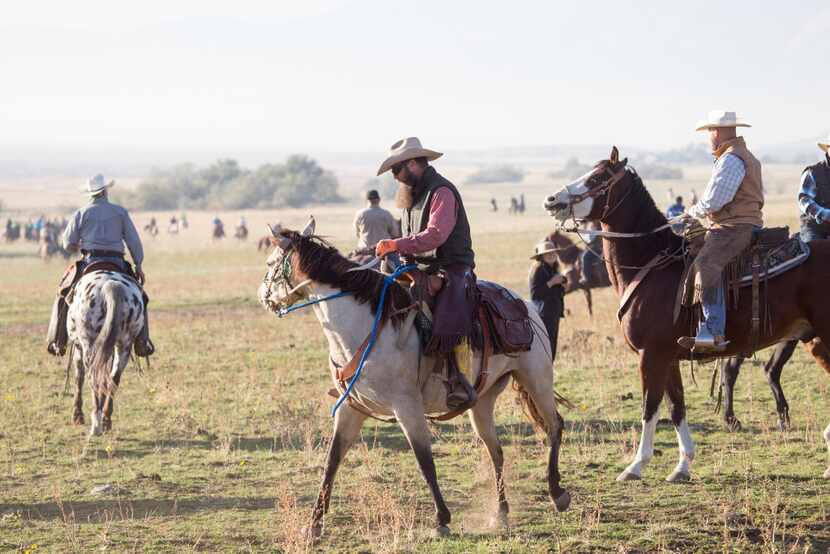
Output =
[{"x1": 1, "y1": 168, "x2": 829, "y2": 552}]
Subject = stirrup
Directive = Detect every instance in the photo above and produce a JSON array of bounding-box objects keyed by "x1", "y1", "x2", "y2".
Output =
[
  {"x1": 47, "y1": 342, "x2": 66, "y2": 357},
  {"x1": 134, "y1": 338, "x2": 155, "y2": 357},
  {"x1": 677, "y1": 328, "x2": 728, "y2": 353}
]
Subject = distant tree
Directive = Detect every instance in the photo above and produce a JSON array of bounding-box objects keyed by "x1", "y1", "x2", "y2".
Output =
[
  {"x1": 549, "y1": 157, "x2": 591, "y2": 179},
  {"x1": 635, "y1": 164, "x2": 683, "y2": 180},
  {"x1": 465, "y1": 165, "x2": 525, "y2": 184}
]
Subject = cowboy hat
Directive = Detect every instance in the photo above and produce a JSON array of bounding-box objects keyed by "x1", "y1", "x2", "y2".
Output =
[
  {"x1": 531, "y1": 240, "x2": 558, "y2": 260},
  {"x1": 695, "y1": 110, "x2": 752, "y2": 132},
  {"x1": 377, "y1": 137, "x2": 443, "y2": 176},
  {"x1": 80, "y1": 174, "x2": 114, "y2": 195},
  {"x1": 818, "y1": 132, "x2": 830, "y2": 153}
]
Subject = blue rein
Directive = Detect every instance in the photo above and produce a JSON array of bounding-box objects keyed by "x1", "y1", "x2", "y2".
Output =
[{"x1": 275, "y1": 263, "x2": 416, "y2": 417}]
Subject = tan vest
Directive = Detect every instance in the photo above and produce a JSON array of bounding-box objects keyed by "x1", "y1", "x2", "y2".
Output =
[{"x1": 709, "y1": 136, "x2": 764, "y2": 228}]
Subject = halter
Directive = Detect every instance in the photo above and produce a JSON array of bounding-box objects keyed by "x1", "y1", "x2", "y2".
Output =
[{"x1": 261, "y1": 245, "x2": 346, "y2": 316}]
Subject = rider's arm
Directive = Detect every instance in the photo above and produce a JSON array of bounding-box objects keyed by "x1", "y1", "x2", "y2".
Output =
[
  {"x1": 687, "y1": 154, "x2": 745, "y2": 219},
  {"x1": 797, "y1": 169, "x2": 828, "y2": 223},
  {"x1": 62, "y1": 210, "x2": 82, "y2": 252},
  {"x1": 393, "y1": 188, "x2": 457, "y2": 255},
  {"x1": 122, "y1": 212, "x2": 144, "y2": 269}
]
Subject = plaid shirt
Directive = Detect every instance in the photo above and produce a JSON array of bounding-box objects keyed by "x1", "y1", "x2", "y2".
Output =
[
  {"x1": 687, "y1": 153, "x2": 746, "y2": 219},
  {"x1": 797, "y1": 168, "x2": 825, "y2": 222}
]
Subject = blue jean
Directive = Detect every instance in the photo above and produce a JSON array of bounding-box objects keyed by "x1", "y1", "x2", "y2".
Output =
[{"x1": 700, "y1": 283, "x2": 726, "y2": 336}]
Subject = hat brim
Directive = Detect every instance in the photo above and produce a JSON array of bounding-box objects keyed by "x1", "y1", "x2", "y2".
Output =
[
  {"x1": 531, "y1": 248, "x2": 558, "y2": 259},
  {"x1": 377, "y1": 149, "x2": 443, "y2": 176},
  {"x1": 80, "y1": 181, "x2": 115, "y2": 194},
  {"x1": 695, "y1": 120, "x2": 752, "y2": 132}
]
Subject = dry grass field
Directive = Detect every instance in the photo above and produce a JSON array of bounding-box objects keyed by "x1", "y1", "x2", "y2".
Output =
[{"x1": 1, "y1": 164, "x2": 829, "y2": 552}]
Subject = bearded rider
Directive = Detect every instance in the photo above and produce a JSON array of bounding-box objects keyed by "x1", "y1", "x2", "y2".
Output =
[
  {"x1": 374, "y1": 137, "x2": 477, "y2": 411},
  {"x1": 678, "y1": 111, "x2": 764, "y2": 352},
  {"x1": 46, "y1": 174, "x2": 154, "y2": 358}
]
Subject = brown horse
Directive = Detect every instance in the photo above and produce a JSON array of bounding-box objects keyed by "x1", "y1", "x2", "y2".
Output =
[
  {"x1": 545, "y1": 146, "x2": 830, "y2": 481},
  {"x1": 546, "y1": 230, "x2": 610, "y2": 317}
]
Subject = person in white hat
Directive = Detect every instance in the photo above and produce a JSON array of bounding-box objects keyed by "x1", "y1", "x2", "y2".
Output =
[
  {"x1": 797, "y1": 133, "x2": 830, "y2": 242},
  {"x1": 529, "y1": 240, "x2": 566, "y2": 360},
  {"x1": 678, "y1": 111, "x2": 764, "y2": 352},
  {"x1": 46, "y1": 174, "x2": 153, "y2": 358},
  {"x1": 373, "y1": 137, "x2": 477, "y2": 410}
]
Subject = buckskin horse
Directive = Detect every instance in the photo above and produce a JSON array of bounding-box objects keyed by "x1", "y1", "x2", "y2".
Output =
[
  {"x1": 258, "y1": 218, "x2": 570, "y2": 538},
  {"x1": 544, "y1": 147, "x2": 830, "y2": 482}
]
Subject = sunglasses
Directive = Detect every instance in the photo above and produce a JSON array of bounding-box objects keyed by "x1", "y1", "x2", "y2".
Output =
[{"x1": 392, "y1": 161, "x2": 408, "y2": 176}]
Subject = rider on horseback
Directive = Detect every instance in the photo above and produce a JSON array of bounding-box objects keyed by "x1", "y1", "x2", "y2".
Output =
[
  {"x1": 374, "y1": 137, "x2": 478, "y2": 411},
  {"x1": 678, "y1": 111, "x2": 764, "y2": 352},
  {"x1": 46, "y1": 175, "x2": 154, "y2": 358},
  {"x1": 798, "y1": 133, "x2": 830, "y2": 243}
]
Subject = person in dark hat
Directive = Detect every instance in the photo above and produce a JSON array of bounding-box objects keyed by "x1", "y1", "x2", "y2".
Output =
[{"x1": 353, "y1": 189, "x2": 399, "y2": 251}]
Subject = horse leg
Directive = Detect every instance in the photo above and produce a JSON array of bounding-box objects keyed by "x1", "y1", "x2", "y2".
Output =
[
  {"x1": 511, "y1": 371, "x2": 570, "y2": 511},
  {"x1": 468, "y1": 375, "x2": 511, "y2": 528},
  {"x1": 72, "y1": 347, "x2": 85, "y2": 425},
  {"x1": 102, "y1": 348, "x2": 130, "y2": 433},
  {"x1": 89, "y1": 388, "x2": 105, "y2": 437},
  {"x1": 583, "y1": 287, "x2": 593, "y2": 318},
  {"x1": 617, "y1": 350, "x2": 670, "y2": 482},
  {"x1": 664, "y1": 360, "x2": 695, "y2": 482},
  {"x1": 764, "y1": 340, "x2": 796, "y2": 431},
  {"x1": 309, "y1": 404, "x2": 366, "y2": 538},
  {"x1": 800, "y1": 336, "x2": 830, "y2": 478},
  {"x1": 722, "y1": 357, "x2": 742, "y2": 431},
  {"x1": 393, "y1": 402, "x2": 452, "y2": 536}
]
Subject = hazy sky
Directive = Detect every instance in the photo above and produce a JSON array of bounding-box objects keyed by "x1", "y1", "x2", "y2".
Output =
[{"x1": 2, "y1": 0, "x2": 828, "y2": 159}]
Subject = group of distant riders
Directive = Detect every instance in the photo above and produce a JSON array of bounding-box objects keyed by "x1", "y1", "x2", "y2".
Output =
[{"x1": 44, "y1": 112, "x2": 830, "y2": 411}]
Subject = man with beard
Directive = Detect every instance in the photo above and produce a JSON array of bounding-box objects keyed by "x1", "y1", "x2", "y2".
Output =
[{"x1": 374, "y1": 137, "x2": 477, "y2": 411}]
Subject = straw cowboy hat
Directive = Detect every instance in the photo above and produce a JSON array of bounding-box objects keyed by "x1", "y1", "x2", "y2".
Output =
[
  {"x1": 695, "y1": 110, "x2": 752, "y2": 132},
  {"x1": 818, "y1": 133, "x2": 830, "y2": 153},
  {"x1": 376, "y1": 137, "x2": 443, "y2": 176},
  {"x1": 530, "y1": 240, "x2": 558, "y2": 260},
  {"x1": 80, "y1": 174, "x2": 115, "y2": 195}
]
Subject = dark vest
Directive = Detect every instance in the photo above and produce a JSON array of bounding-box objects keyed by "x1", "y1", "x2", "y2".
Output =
[
  {"x1": 800, "y1": 156, "x2": 830, "y2": 225},
  {"x1": 401, "y1": 166, "x2": 475, "y2": 271}
]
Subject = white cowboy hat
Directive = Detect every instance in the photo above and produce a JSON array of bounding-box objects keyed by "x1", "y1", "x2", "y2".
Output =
[
  {"x1": 80, "y1": 174, "x2": 115, "y2": 195},
  {"x1": 376, "y1": 137, "x2": 443, "y2": 176},
  {"x1": 530, "y1": 240, "x2": 558, "y2": 260},
  {"x1": 695, "y1": 110, "x2": 752, "y2": 132},
  {"x1": 818, "y1": 133, "x2": 830, "y2": 153}
]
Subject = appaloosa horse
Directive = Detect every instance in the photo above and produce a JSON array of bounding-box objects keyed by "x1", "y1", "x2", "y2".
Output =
[
  {"x1": 545, "y1": 147, "x2": 830, "y2": 481},
  {"x1": 259, "y1": 218, "x2": 570, "y2": 538},
  {"x1": 67, "y1": 269, "x2": 145, "y2": 436}
]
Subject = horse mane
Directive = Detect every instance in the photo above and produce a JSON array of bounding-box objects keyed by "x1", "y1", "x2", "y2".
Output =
[
  {"x1": 547, "y1": 230, "x2": 581, "y2": 265},
  {"x1": 281, "y1": 230, "x2": 411, "y2": 326}
]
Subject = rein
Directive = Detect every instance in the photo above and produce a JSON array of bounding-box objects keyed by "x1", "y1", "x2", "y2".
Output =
[{"x1": 278, "y1": 289, "x2": 351, "y2": 317}]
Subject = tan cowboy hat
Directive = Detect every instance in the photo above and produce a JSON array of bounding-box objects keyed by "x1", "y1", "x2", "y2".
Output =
[
  {"x1": 818, "y1": 132, "x2": 830, "y2": 153},
  {"x1": 80, "y1": 174, "x2": 115, "y2": 195},
  {"x1": 376, "y1": 137, "x2": 443, "y2": 176},
  {"x1": 530, "y1": 240, "x2": 558, "y2": 260},
  {"x1": 695, "y1": 110, "x2": 752, "y2": 132}
]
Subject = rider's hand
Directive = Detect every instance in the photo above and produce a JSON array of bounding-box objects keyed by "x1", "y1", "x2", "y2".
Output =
[
  {"x1": 548, "y1": 275, "x2": 565, "y2": 287},
  {"x1": 375, "y1": 239, "x2": 398, "y2": 258},
  {"x1": 136, "y1": 268, "x2": 146, "y2": 286}
]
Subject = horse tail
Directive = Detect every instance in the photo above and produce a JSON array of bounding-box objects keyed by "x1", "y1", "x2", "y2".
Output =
[
  {"x1": 88, "y1": 280, "x2": 126, "y2": 396},
  {"x1": 512, "y1": 380, "x2": 574, "y2": 435}
]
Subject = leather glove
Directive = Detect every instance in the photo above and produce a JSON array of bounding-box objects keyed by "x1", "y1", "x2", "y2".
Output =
[{"x1": 375, "y1": 239, "x2": 398, "y2": 258}]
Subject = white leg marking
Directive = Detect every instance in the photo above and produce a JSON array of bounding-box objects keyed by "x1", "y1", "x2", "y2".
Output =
[
  {"x1": 90, "y1": 409, "x2": 103, "y2": 437},
  {"x1": 667, "y1": 418, "x2": 695, "y2": 480},
  {"x1": 618, "y1": 414, "x2": 657, "y2": 480},
  {"x1": 823, "y1": 423, "x2": 830, "y2": 479}
]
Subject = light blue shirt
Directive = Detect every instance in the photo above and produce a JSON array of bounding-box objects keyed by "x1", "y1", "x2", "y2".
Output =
[
  {"x1": 687, "y1": 153, "x2": 746, "y2": 219},
  {"x1": 63, "y1": 196, "x2": 144, "y2": 267}
]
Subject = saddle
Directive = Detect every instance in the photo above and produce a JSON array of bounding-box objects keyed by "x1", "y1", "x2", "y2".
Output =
[
  {"x1": 58, "y1": 259, "x2": 142, "y2": 301},
  {"x1": 676, "y1": 226, "x2": 810, "y2": 351}
]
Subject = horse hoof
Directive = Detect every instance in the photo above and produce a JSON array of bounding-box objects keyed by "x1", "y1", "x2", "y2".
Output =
[
  {"x1": 725, "y1": 418, "x2": 742, "y2": 432},
  {"x1": 666, "y1": 470, "x2": 691, "y2": 483},
  {"x1": 553, "y1": 490, "x2": 571, "y2": 512},
  {"x1": 431, "y1": 525, "x2": 451, "y2": 538},
  {"x1": 489, "y1": 512, "x2": 509, "y2": 529},
  {"x1": 73, "y1": 414, "x2": 85, "y2": 425},
  {"x1": 103, "y1": 419, "x2": 112, "y2": 432},
  {"x1": 616, "y1": 470, "x2": 641, "y2": 482}
]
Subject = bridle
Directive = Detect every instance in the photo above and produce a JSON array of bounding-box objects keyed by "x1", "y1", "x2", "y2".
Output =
[{"x1": 261, "y1": 245, "x2": 315, "y2": 315}]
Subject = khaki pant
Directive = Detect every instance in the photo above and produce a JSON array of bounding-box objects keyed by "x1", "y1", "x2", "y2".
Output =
[{"x1": 694, "y1": 224, "x2": 755, "y2": 301}]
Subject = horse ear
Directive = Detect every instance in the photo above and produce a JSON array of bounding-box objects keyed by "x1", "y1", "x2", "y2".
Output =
[
  {"x1": 621, "y1": 157, "x2": 628, "y2": 167},
  {"x1": 301, "y1": 216, "x2": 316, "y2": 237},
  {"x1": 266, "y1": 223, "x2": 281, "y2": 237},
  {"x1": 609, "y1": 146, "x2": 619, "y2": 165}
]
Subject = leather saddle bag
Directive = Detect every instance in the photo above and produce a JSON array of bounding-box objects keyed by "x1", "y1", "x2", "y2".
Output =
[{"x1": 477, "y1": 280, "x2": 533, "y2": 354}]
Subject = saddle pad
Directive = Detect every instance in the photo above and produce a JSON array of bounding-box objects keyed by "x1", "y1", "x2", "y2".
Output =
[{"x1": 729, "y1": 236, "x2": 810, "y2": 288}]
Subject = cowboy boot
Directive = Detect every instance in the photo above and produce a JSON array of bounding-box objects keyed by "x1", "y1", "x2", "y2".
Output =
[
  {"x1": 46, "y1": 295, "x2": 68, "y2": 356},
  {"x1": 133, "y1": 298, "x2": 155, "y2": 357},
  {"x1": 445, "y1": 352, "x2": 477, "y2": 411}
]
